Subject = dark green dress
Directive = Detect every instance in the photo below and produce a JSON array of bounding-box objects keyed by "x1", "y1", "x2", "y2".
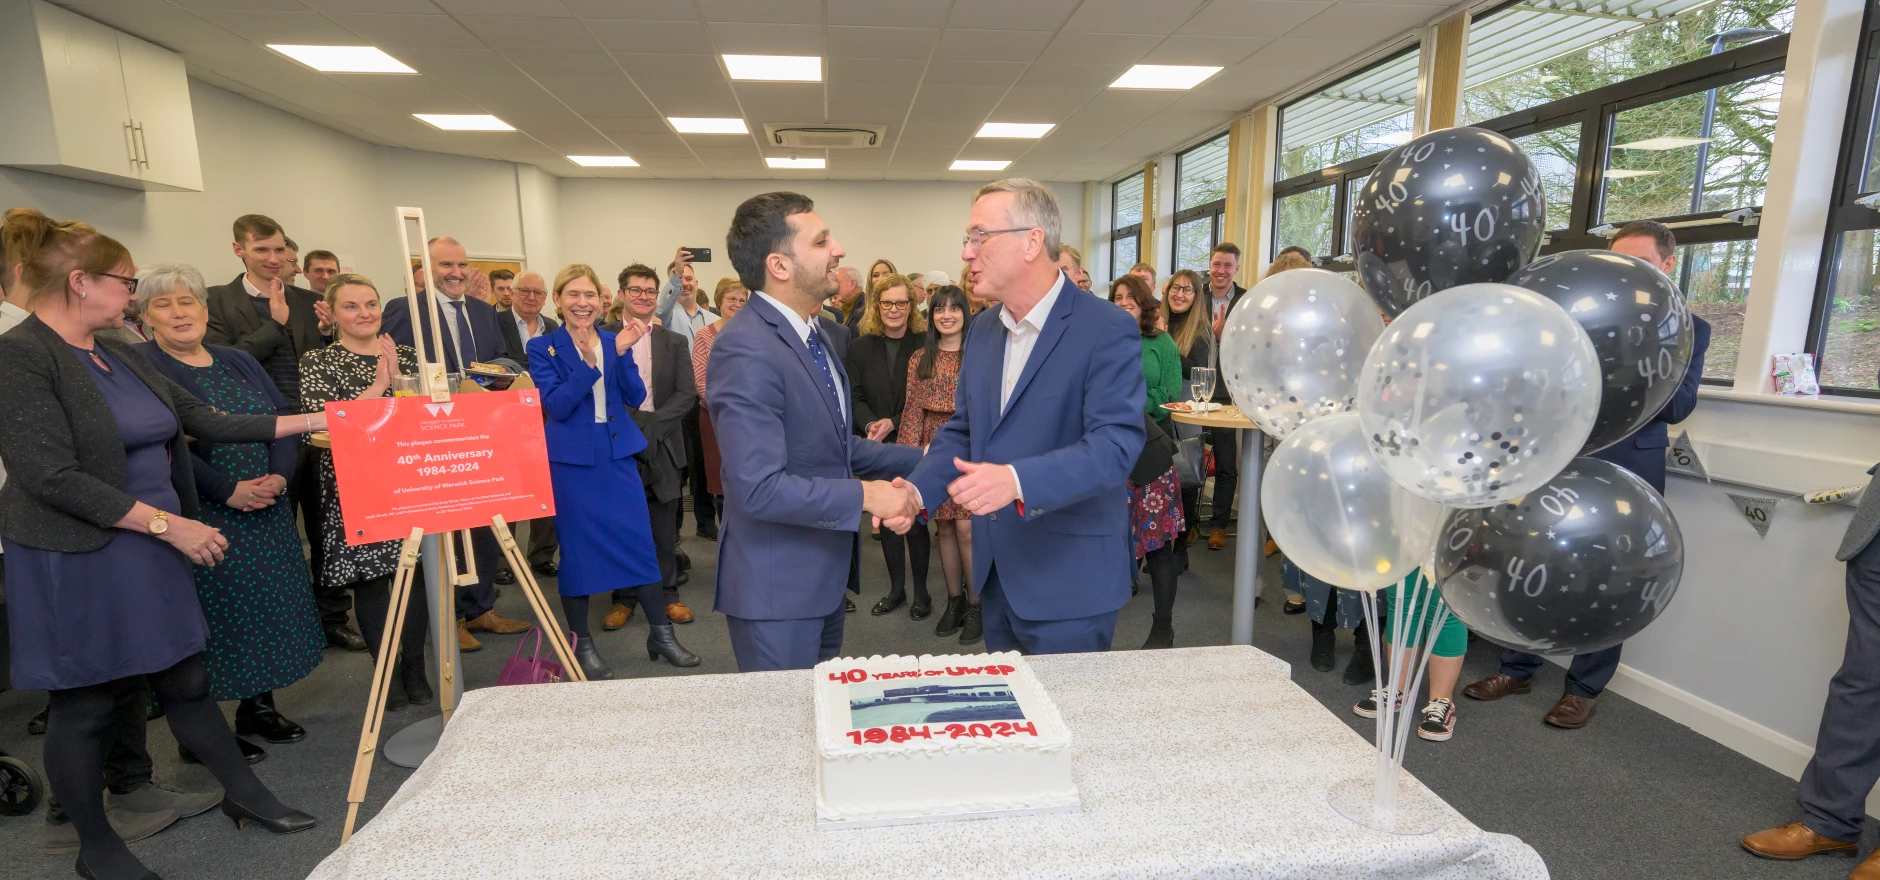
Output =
[{"x1": 186, "y1": 359, "x2": 325, "y2": 701}]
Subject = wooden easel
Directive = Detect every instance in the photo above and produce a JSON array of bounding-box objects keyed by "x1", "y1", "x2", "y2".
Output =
[{"x1": 338, "y1": 207, "x2": 580, "y2": 843}]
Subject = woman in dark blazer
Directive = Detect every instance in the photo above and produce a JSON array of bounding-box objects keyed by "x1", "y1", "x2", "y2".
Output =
[
  {"x1": 0, "y1": 209, "x2": 322, "y2": 880},
  {"x1": 846, "y1": 275, "x2": 930, "y2": 619},
  {"x1": 133, "y1": 263, "x2": 325, "y2": 758},
  {"x1": 527, "y1": 265, "x2": 694, "y2": 679}
]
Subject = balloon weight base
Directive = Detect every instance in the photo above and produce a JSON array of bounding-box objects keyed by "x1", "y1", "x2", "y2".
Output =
[{"x1": 1327, "y1": 774, "x2": 1445, "y2": 835}]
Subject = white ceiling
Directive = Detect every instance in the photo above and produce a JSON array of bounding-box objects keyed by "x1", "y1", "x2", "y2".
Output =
[{"x1": 51, "y1": 0, "x2": 1456, "y2": 181}]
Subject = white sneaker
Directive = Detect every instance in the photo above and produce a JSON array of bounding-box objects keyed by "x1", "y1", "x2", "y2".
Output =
[{"x1": 1417, "y1": 698, "x2": 1457, "y2": 741}]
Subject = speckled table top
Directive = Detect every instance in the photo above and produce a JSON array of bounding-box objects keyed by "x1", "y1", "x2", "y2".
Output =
[{"x1": 310, "y1": 646, "x2": 1546, "y2": 880}]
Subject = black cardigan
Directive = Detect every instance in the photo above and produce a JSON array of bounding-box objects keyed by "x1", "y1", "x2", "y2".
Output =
[
  {"x1": 846, "y1": 333, "x2": 913, "y2": 444},
  {"x1": 0, "y1": 316, "x2": 280, "y2": 552},
  {"x1": 133, "y1": 341, "x2": 299, "y2": 506}
]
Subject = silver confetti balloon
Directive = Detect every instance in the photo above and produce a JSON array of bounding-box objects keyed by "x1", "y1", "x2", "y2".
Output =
[
  {"x1": 1357, "y1": 283, "x2": 1601, "y2": 508},
  {"x1": 1262, "y1": 413, "x2": 1443, "y2": 591},
  {"x1": 1220, "y1": 268, "x2": 1384, "y2": 439}
]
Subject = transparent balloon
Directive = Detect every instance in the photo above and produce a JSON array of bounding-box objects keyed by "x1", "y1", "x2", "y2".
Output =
[
  {"x1": 1262, "y1": 413, "x2": 1443, "y2": 591},
  {"x1": 1221, "y1": 268, "x2": 1385, "y2": 439},
  {"x1": 1357, "y1": 283, "x2": 1601, "y2": 509}
]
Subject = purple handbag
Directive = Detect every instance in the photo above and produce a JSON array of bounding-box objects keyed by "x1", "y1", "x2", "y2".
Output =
[{"x1": 497, "y1": 628, "x2": 568, "y2": 686}]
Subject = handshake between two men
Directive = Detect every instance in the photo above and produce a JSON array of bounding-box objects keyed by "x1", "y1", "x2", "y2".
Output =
[{"x1": 860, "y1": 458, "x2": 1023, "y2": 536}]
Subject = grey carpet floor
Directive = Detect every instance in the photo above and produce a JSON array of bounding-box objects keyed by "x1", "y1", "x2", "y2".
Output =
[{"x1": 0, "y1": 523, "x2": 1869, "y2": 880}]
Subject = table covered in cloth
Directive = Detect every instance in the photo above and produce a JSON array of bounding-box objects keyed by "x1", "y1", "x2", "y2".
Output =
[{"x1": 311, "y1": 646, "x2": 1546, "y2": 879}]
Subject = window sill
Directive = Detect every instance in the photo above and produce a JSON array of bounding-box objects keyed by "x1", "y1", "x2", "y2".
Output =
[{"x1": 1698, "y1": 387, "x2": 1880, "y2": 416}]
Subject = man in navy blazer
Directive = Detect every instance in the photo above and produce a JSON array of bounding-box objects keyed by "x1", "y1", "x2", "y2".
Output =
[
  {"x1": 903, "y1": 179, "x2": 1147, "y2": 656},
  {"x1": 708, "y1": 192, "x2": 923, "y2": 672},
  {"x1": 379, "y1": 235, "x2": 531, "y2": 649},
  {"x1": 1465, "y1": 219, "x2": 1712, "y2": 729}
]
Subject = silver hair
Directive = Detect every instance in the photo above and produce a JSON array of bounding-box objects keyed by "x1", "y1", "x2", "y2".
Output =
[
  {"x1": 134, "y1": 262, "x2": 208, "y2": 309},
  {"x1": 973, "y1": 178, "x2": 1062, "y2": 260},
  {"x1": 836, "y1": 265, "x2": 862, "y2": 283}
]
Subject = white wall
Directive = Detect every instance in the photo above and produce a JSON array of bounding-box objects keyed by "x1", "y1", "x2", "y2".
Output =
[{"x1": 555, "y1": 178, "x2": 1085, "y2": 294}]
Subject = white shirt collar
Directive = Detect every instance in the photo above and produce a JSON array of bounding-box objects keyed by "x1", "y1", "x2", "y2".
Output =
[
  {"x1": 999, "y1": 270, "x2": 1067, "y2": 336},
  {"x1": 755, "y1": 290, "x2": 815, "y2": 344},
  {"x1": 241, "y1": 275, "x2": 267, "y2": 298}
]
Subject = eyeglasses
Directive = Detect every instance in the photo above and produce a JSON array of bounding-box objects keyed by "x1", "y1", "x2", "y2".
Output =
[
  {"x1": 879, "y1": 301, "x2": 910, "y2": 311},
  {"x1": 98, "y1": 272, "x2": 138, "y2": 294},
  {"x1": 1167, "y1": 284, "x2": 1195, "y2": 294},
  {"x1": 514, "y1": 287, "x2": 547, "y2": 297},
  {"x1": 962, "y1": 227, "x2": 1033, "y2": 248},
  {"x1": 625, "y1": 286, "x2": 658, "y2": 298}
]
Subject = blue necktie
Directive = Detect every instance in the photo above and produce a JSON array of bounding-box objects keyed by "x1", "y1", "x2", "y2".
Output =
[
  {"x1": 448, "y1": 300, "x2": 475, "y2": 370},
  {"x1": 805, "y1": 329, "x2": 845, "y2": 434}
]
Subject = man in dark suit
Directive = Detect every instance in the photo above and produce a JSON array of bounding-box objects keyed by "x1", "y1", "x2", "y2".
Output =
[
  {"x1": 494, "y1": 271, "x2": 560, "y2": 584},
  {"x1": 602, "y1": 264, "x2": 699, "y2": 627},
  {"x1": 1740, "y1": 465, "x2": 1880, "y2": 874},
  {"x1": 902, "y1": 179, "x2": 1147, "y2": 656},
  {"x1": 1201, "y1": 242, "x2": 1247, "y2": 551},
  {"x1": 709, "y1": 192, "x2": 924, "y2": 672},
  {"x1": 380, "y1": 236, "x2": 531, "y2": 651},
  {"x1": 1464, "y1": 219, "x2": 1712, "y2": 729},
  {"x1": 201, "y1": 214, "x2": 362, "y2": 651}
]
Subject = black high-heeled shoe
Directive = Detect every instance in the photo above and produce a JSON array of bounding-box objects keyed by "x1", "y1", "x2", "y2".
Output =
[
  {"x1": 647, "y1": 624, "x2": 701, "y2": 667},
  {"x1": 221, "y1": 799, "x2": 317, "y2": 835},
  {"x1": 75, "y1": 856, "x2": 159, "y2": 880}
]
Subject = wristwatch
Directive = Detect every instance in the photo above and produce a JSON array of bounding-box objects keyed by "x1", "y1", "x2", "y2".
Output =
[{"x1": 148, "y1": 511, "x2": 169, "y2": 536}]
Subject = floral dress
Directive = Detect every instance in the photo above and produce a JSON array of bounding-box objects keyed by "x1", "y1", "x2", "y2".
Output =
[
  {"x1": 897, "y1": 347, "x2": 968, "y2": 521},
  {"x1": 299, "y1": 343, "x2": 420, "y2": 587}
]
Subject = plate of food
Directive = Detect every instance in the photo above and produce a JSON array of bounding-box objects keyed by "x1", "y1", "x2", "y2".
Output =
[{"x1": 1161, "y1": 401, "x2": 1220, "y2": 413}]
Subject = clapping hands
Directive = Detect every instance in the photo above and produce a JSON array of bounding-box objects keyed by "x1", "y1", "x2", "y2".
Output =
[
  {"x1": 863, "y1": 477, "x2": 920, "y2": 534},
  {"x1": 615, "y1": 317, "x2": 648, "y2": 354}
]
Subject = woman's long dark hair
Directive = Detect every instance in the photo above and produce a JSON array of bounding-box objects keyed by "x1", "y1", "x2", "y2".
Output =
[{"x1": 915, "y1": 285, "x2": 969, "y2": 380}]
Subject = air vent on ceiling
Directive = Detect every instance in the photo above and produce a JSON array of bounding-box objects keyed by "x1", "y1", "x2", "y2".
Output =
[{"x1": 764, "y1": 124, "x2": 887, "y2": 149}]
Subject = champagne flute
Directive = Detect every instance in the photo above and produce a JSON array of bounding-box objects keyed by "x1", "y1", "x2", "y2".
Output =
[{"x1": 1192, "y1": 367, "x2": 1216, "y2": 411}]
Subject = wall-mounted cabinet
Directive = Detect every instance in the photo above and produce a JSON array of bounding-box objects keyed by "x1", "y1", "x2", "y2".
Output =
[{"x1": 0, "y1": 0, "x2": 202, "y2": 192}]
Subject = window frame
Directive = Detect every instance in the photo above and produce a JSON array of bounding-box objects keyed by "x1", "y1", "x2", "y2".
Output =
[
  {"x1": 1173, "y1": 132, "x2": 1231, "y2": 271},
  {"x1": 1806, "y1": 0, "x2": 1880, "y2": 397},
  {"x1": 1110, "y1": 171, "x2": 1145, "y2": 276}
]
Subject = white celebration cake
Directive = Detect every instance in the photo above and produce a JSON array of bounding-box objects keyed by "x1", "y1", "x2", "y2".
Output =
[{"x1": 813, "y1": 652, "x2": 1079, "y2": 827}]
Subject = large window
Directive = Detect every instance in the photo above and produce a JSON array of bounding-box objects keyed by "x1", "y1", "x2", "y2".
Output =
[
  {"x1": 1174, "y1": 134, "x2": 1230, "y2": 272},
  {"x1": 1111, "y1": 172, "x2": 1144, "y2": 278},
  {"x1": 1809, "y1": 1, "x2": 1880, "y2": 394}
]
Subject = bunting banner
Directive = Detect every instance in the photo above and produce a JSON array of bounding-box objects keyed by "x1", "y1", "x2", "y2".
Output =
[
  {"x1": 1726, "y1": 493, "x2": 1781, "y2": 538},
  {"x1": 1665, "y1": 430, "x2": 1709, "y2": 481}
]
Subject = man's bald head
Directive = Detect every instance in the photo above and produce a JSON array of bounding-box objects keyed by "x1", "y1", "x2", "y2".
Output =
[
  {"x1": 427, "y1": 237, "x2": 470, "y2": 300},
  {"x1": 512, "y1": 271, "x2": 548, "y2": 320}
]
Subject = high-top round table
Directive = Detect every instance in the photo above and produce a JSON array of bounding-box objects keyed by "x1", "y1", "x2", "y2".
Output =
[{"x1": 1168, "y1": 404, "x2": 1262, "y2": 645}]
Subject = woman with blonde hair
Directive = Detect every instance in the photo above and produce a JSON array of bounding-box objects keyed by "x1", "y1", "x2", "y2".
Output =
[
  {"x1": 1160, "y1": 268, "x2": 1213, "y2": 550},
  {"x1": 847, "y1": 274, "x2": 929, "y2": 618},
  {"x1": 866, "y1": 259, "x2": 897, "y2": 292},
  {"x1": 1266, "y1": 251, "x2": 1312, "y2": 275}
]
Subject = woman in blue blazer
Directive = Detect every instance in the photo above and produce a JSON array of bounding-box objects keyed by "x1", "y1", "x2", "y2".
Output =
[{"x1": 528, "y1": 265, "x2": 694, "y2": 678}]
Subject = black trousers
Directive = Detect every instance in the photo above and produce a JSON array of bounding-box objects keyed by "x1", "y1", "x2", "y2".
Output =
[
  {"x1": 683, "y1": 412, "x2": 715, "y2": 532},
  {"x1": 1796, "y1": 534, "x2": 1880, "y2": 842},
  {"x1": 526, "y1": 516, "x2": 558, "y2": 568},
  {"x1": 453, "y1": 526, "x2": 502, "y2": 620},
  {"x1": 1205, "y1": 426, "x2": 1239, "y2": 528},
  {"x1": 618, "y1": 496, "x2": 682, "y2": 607},
  {"x1": 294, "y1": 446, "x2": 351, "y2": 628}
]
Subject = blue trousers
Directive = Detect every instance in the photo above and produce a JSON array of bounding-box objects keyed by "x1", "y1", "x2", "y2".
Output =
[
  {"x1": 725, "y1": 602, "x2": 846, "y2": 672},
  {"x1": 1498, "y1": 645, "x2": 1622, "y2": 700},
  {"x1": 980, "y1": 566, "x2": 1117, "y2": 655},
  {"x1": 1796, "y1": 534, "x2": 1880, "y2": 841}
]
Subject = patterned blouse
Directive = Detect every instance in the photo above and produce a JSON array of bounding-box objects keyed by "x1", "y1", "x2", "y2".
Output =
[
  {"x1": 692, "y1": 322, "x2": 721, "y2": 404},
  {"x1": 897, "y1": 346, "x2": 968, "y2": 521},
  {"x1": 299, "y1": 342, "x2": 420, "y2": 587}
]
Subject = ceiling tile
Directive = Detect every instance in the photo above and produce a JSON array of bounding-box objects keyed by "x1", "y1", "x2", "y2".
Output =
[
  {"x1": 299, "y1": 0, "x2": 440, "y2": 12},
  {"x1": 707, "y1": 22, "x2": 823, "y2": 55},
  {"x1": 616, "y1": 53, "x2": 724, "y2": 82},
  {"x1": 826, "y1": 0, "x2": 948, "y2": 28},
  {"x1": 537, "y1": 77, "x2": 659, "y2": 116},
  {"x1": 502, "y1": 50, "x2": 621, "y2": 78},
  {"x1": 456, "y1": 16, "x2": 601, "y2": 51},
  {"x1": 166, "y1": 0, "x2": 307, "y2": 10},
  {"x1": 562, "y1": 0, "x2": 699, "y2": 19},
  {"x1": 329, "y1": 13, "x2": 486, "y2": 50},
  {"x1": 335, "y1": 75, "x2": 483, "y2": 114},
  {"x1": 696, "y1": 0, "x2": 821, "y2": 24},
  {"x1": 691, "y1": 145, "x2": 761, "y2": 159},
  {"x1": 433, "y1": 0, "x2": 571, "y2": 16},
  {"x1": 1141, "y1": 36, "x2": 1271, "y2": 67},
  {"x1": 987, "y1": 86, "x2": 1101, "y2": 122},
  {"x1": 1038, "y1": 32, "x2": 1151, "y2": 65},
  {"x1": 1016, "y1": 63, "x2": 1129, "y2": 90},
  {"x1": 734, "y1": 82, "x2": 825, "y2": 121},
  {"x1": 910, "y1": 84, "x2": 1006, "y2": 112},
  {"x1": 826, "y1": 102, "x2": 908, "y2": 123},
  {"x1": 827, "y1": 57, "x2": 926, "y2": 85},
  {"x1": 827, "y1": 169, "x2": 888, "y2": 180},
  {"x1": 935, "y1": 29, "x2": 1051, "y2": 63},
  {"x1": 634, "y1": 79, "x2": 741, "y2": 114},
  {"x1": 827, "y1": 81, "x2": 917, "y2": 106},
  {"x1": 585, "y1": 20, "x2": 713, "y2": 55},
  {"x1": 194, "y1": 9, "x2": 360, "y2": 43},
  {"x1": 1286, "y1": 2, "x2": 1435, "y2": 40},
  {"x1": 594, "y1": 124, "x2": 686, "y2": 141},
  {"x1": 825, "y1": 26, "x2": 940, "y2": 59},
  {"x1": 394, "y1": 48, "x2": 512, "y2": 77},
  {"x1": 924, "y1": 60, "x2": 1026, "y2": 88},
  {"x1": 1240, "y1": 38, "x2": 1370, "y2": 69},
  {"x1": 945, "y1": 0, "x2": 1080, "y2": 31},
  {"x1": 1176, "y1": 1, "x2": 1332, "y2": 38},
  {"x1": 1062, "y1": 0, "x2": 1207, "y2": 35}
]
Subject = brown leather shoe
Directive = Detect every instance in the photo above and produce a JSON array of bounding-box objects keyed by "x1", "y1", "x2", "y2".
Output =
[
  {"x1": 1852, "y1": 847, "x2": 1880, "y2": 878},
  {"x1": 456, "y1": 619, "x2": 481, "y2": 653},
  {"x1": 666, "y1": 602, "x2": 694, "y2": 624},
  {"x1": 1543, "y1": 694, "x2": 1597, "y2": 729},
  {"x1": 1463, "y1": 673, "x2": 1532, "y2": 702},
  {"x1": 603, "y1": 602, "x2": 632, "y2": 631},
  {"x1": 465, "y1": 609, "x2": 531, "y2": 634},
  {"x1": 1207, "y1": 528, "x2": 1226, "y2": 550},
  {"x1": 1740, "y1": 822, "x2": 1858, "y2": 861},
  {"x1": 1185, "y1": 527, "x2": 1197, "y2": 545}
]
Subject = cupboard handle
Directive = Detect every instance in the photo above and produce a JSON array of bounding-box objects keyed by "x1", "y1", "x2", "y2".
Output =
[
  {"x1": 132, "y1": 123, "x2": 150, "y2": 169},
  {"x1": 123, "y1": 122, "x2": 138, "y2": 169}
]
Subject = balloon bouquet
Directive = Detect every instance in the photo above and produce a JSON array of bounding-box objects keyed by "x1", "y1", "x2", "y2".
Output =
[{"x1": 1223, "y1": 126, "x2": 1694, "y2": 833}]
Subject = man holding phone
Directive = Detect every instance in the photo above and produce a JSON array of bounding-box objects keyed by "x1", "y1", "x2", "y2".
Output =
[{"x1": 660, "y1": 247, "x2": 722, "y2": 539}]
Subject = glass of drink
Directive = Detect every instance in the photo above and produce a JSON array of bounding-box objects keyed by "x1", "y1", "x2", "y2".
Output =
[
  {"x1": 392, "y1": 375, "x2": 420, "y2": 398},
  {"x1": 1191, "y1": 367, "x2": 1216, "y2": 411}
]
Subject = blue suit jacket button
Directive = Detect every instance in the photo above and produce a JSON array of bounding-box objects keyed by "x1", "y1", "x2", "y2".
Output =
[{"x1": 989, "y1": 512, "x2": 997, "y2": 521}]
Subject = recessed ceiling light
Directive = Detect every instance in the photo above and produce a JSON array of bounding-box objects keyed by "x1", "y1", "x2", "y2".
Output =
[
  {"x1": 1614, "y1": 136, "x2": 1711, "y2": 150},
  {"x1": 569, "y1": 155, "x2": 639, "y2": 167},
  {"x1": 269, "y1": 45, "x2": 414, "y2": 74},
  {"x1": 766, "y1": 157, "x2": 825, "y2": 169},
  {"x1": 413, "y1": 114, "x2": 513, "y2": 131},
  {"x1": 1603, "y1": 169, "x2": 1661, "y2": 179},
  {"x1": 724, "y1": 55, "x2": 822, "y2": 82},
  {"x1": 1109, "y1": 65, "x2": 1222, "y2": 90},
  {"x1": 951, "y1": 160, "x2": 1011, "y2": 171},
  {"x1": 670, "y1": 117, "x2": 749, "y2": 134},
  {"x1": 976, "y1": 122, "x2": 1055, "y2": 139}
]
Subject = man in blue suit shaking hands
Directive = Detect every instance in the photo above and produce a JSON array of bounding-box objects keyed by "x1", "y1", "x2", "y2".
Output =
[
  {"x1": 903, "y1": 179, "x2": 1146, "y2": 655},
  {"x1": 708, "y1": 192, "x2": 924, "y2": 672}
]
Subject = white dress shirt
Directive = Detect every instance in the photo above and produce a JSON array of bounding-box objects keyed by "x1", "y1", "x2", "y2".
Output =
[
  {"x1": 512, "y1": 311, "x2": 548, "y2": 342},
  {"x1": 0, "y1": 300, "x2": 27, "y2": 336},
  {"x1": 630, "y1": 328, "x2": 655, "y2": 413},
  {"x1": 754, "y1": 290, "x2": 848, "y2": 426},
  {"x1": 999, "y1": 272, "x2": 1065, "y2": 415}
]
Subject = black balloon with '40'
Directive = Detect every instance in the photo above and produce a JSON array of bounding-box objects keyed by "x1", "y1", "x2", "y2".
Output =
[
  {"x1": 1434, "y1": 458, "x2": 1685, "y2": 656},
  {"x1": 1350, "y1": 126, "x2": 1548, "y2": 317},
  {"x1": 1507, "y1": 250, "x2": 1694, "y2": 455}
]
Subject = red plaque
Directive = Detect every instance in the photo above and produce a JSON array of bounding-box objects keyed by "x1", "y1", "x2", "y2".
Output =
[{"x1": 325, "y1": 390, "x2": 554, "y2": 545}]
